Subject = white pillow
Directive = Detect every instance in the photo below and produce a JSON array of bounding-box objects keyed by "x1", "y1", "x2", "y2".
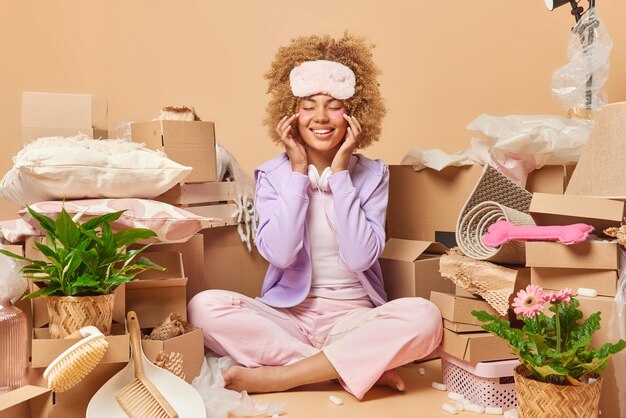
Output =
[{"x1": 0, "y1": 134, "x2": 192, "y2": 205}]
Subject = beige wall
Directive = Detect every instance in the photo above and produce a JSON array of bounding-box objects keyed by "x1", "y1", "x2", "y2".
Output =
[{"x1": 1, "y1": 0, "x2": 624, "y2": 220}]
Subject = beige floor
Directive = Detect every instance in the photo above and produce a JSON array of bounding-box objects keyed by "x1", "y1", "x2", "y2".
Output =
[{"x1": 234, "y1": 359, "x2": 462, "y2": 418}]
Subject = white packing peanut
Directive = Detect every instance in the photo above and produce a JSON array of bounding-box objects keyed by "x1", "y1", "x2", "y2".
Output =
[
  {"x1": 465, "y1": 403, "x2": 486, "y2": 414},
  {"x1": 418, "y1": 367, "x2": 426, "y2": 375},
  {"x1": 461, "y1": 398, "x2": 472, "y2": 406},
  {"x1": 448, "y1": 392, "x2": 464, "y2": 401},
  {"x1": 328, "y1": 395, "x2": 343, "y2": 406},
  {"x1": 456, "y1": 400, "x2": 465, "y2": 411},
  {"x1": 272, "y1": 415, "x2": 279, "y2": 418},
  {"x1": 431, "y1": 381, "x2": 447, "y2": 391},
  {"x1": 441, "y1": 403, "x2": 458, "y2": 415},
  {"x1": 577, "y1": 287, "x2": 598, "y2": 297},
  {"x1": 503, "y1": 409, "x2": 518, "y2": 418},
  {"x1": 485, "y1": 406, "x2": 503, "y2": 415}
]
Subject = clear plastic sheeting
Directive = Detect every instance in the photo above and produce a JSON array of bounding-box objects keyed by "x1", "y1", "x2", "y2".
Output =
[
  {"x1": 552, "y1": 9, "x2": 613, "y2": 111},
  {"x1": 0, "y1": 254, "x2": 27, "y2": 304},
  {"x1": 191, "y1": 355, "x2": 285, "y2": 418}
]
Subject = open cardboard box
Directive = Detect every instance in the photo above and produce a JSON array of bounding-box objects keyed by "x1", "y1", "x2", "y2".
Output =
[
  {"x1": 379, "y1": 239, "x2": 455, "y2": 300},
  {"x1": 531, "y1": 267, "x2": 618, "y2": 297},
  {"x1": 140, "y1": 327, "x2": 205, "y2": 383},
  {"x1": 441, "y1": 328, "x2": 515, "y2": 363},
  {"x1": 525, "y1": 240, "x2": 619, "y2": 270},
  {"x1": 21, "y1": 92, "x2": 107, "y2": 143},
  {"x1": 31, "y1": 323, "x2": 129, "y2": 368},
  {"x1": 131, "y1": 120, "x2": 217, "y2": 183},
  {"x1": 386, "y1": 164, "x2": 575, "y2": 245},
  {"x1": 0, "y1": 385, "x2": 52, "y2": 418},
  {"x1": 430, "y1": 291, "x2": 502, "y2": 326},
  {"x1": 529, "y1": 192, "x2": 624, "y2": 233},
  {"x1": 126, "y1": 251, "x2": 188, "y2": 329}
]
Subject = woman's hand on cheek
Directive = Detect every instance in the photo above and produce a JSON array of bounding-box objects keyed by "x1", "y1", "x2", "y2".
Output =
[
  {"x1": 276, "y1": 113, "x2": 307, "y2": 174},
  {"x1": 331, "y1": 114, "x2": 360, "y2": 173}
]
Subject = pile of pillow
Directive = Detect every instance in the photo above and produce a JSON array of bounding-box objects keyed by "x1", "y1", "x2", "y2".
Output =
[{"x1": 0, "y1": 134, "x2": 218, "y2": 244}]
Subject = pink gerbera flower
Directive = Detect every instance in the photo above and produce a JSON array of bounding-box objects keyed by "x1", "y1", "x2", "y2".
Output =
[
  {"x1": 544, "y1": 288, "x2": 574, "y2": 306},
  {"x1": 513, "y1": 285, "x2": 545, "y2": 319}
]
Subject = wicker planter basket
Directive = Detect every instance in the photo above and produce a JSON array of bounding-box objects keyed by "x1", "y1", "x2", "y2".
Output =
[
  {"x1": 513, "y1": 365, "x2": 602, "y2": 418},
  {"x1": 46, "y1": 294, "x2": 115, "y2": 339}
]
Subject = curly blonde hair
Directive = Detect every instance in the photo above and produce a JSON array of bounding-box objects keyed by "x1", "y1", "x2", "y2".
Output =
[{"x1": 264, "y1": 33, "x2": 386, "y2": 149}]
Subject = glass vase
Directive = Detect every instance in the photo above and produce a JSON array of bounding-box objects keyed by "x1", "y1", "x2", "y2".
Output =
[{"x1": 0, "y1": 297, "x2": 28, "y2": 393}]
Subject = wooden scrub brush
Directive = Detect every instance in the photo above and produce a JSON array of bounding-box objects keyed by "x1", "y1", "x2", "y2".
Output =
[
  {"x1": 115, "y1": 310, "x2": 178, "y2": 418},
  {"x1": 43, "y1": 325, "x2": 109, "y2": 392}
]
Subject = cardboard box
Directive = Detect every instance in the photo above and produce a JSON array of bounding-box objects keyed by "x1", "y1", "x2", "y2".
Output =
[
  {"x1": 186, "y1": 202, "x2": 239, "y2": 227},
  {"x1": 386, "y1": 164, "x2": 573, "y2": 246},
  {"x1": 525, "y1": 164, "x2": 576, "y2": 195},
  {"x1": 531, "y1": 267, "x2": 618, "y2": 297},
  {"x1": 156, "y1": 181, "x2": 237, "y2": 206},
  {"x1": 443, "y1": 319, "x2": 484, "y2": 333},
  {"x1": 131, "y1": 120, "x2": 217, "y2": 183},
  {"x1": 31, "y1": 322, "x2": 129, "y2": 368},
  {"x1": 29, "y1": 363, "x2": 125, "y2": 418},
  {"x1": 379, "y1": 239, "x2": 454, "y2": 300},
  {"x1": 0, "y1": 385, "x2": 52, "y2": 418},
  {"x1": 200, "y1": 226, "x2": 268, "y2": 298},
  {"x1": 126, "y1": 277, "x2": 188, "y2": 329},
  {"x1": 135, "y1": 251, "x2": 184, "y2": 281},
  {"x1": 141, "y1": 327, "x2": 204, "y2": 383},
  {"x1": 430, "y1": 291, "x2": 502, "y2": 326},
  {"x1": 21, "y1": 92, "x2": 108, "y2": 143},
  {"x1": 441, "y1": 328, "x2": 515, "y2": 363},
  {"x1": 529, "y1": 193, "x2": 624, "y2": 233},
  {"x1": 146, "y1": 234, "x2": 204, "y2": 304},
  {"x1": 525, "y1": 241, "x2": 619, "y2": 270}
]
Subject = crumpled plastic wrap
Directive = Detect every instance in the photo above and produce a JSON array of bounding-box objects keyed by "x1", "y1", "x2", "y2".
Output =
[
  {"x1": 552, "y1": 9, "x2": 613, "y2": 112},
  {"x1": 0, "y1": 253, "x2": 27, "y2": 303},
  {"x1": 191, "y1": 355, "x2": 284, "y2": 418},
  {"x1": 402, "y1": 114, "x2": 593, "y2": 187}
]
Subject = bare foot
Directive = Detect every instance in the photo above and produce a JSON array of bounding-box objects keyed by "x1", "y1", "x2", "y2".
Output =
[
  {"x1": 223, "y1": 365, "x2": 287, "y2": 393},
  {"x1": 375, "y1": 369, "x2": 405, "y2": 392}
]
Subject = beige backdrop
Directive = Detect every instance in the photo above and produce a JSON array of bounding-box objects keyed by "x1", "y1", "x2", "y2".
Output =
[{"x1": 1, "y1": 0, "x2": 624, "y2": 219}]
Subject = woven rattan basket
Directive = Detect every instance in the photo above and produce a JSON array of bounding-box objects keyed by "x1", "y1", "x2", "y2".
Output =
[
  {"x1": 47, "y1": 294, "x2": 115, "y2": 339},
  {"x1": 513, "y1": 365, "x2": 602, "y2": 418}
]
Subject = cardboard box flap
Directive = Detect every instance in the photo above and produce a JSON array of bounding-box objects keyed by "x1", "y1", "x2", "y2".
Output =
[
  {"x1": 126, "y1": 277, "x2": 187, "y2": 290},
  {"x1": 0, "y1": 385, "x2": 51, "y2": 409},
  {"x1": 566, "y1": 101, "x2": 626, "y2": 198},
  {"x1": 530, "y1": 193, "x2": 624, "y2": 232},
  {"x1": 381, "y1": 239, "x2": 448, "y2": 261},
  {"x1": 161, "y1": 120, "x2": 215, "y2": 147}
]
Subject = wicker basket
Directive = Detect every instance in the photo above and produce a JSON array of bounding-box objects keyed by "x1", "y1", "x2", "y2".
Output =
[
  {"x1": 513, "y1": 365, "x2": 602, "y2": 418},
  {"x1": 46, "y1": 294, "x2": 115, "y2": 339}
]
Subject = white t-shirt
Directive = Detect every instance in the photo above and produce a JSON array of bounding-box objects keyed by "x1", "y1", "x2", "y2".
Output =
[{"x1": 306, "y1": 166, "x2": 368, "y2": 300}]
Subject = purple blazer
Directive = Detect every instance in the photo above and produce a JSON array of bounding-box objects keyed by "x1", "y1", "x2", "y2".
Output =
[{"x1": 253, "y1": 152, "x2": 389, "y2": 308}]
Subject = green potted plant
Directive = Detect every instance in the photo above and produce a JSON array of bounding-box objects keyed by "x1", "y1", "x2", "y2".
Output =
[
  {"x1": 472, "y1": 285, "x2": 625, "y2": 417},
  {"x1": 0, "y1": 206, "x2": 164, "y2": 338}
]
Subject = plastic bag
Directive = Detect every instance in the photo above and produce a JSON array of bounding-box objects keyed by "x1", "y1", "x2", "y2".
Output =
[
  {"x1": 0, "y1": 253, "x2": 27, "y2": 303},
  {"x1": 552, "y1": 9, "x2": 613, "y2": 111},
  {"x1": 191, "y1": 355, "x2": 284, "y2": 418}
]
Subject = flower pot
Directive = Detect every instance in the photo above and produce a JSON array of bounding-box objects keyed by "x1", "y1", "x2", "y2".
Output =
[
  {"x1": 46, "y1": 294, "x2": 115, "y2": 339},
  {"x1": 513, "y1": 365, "x2": 602, "y2": 418}
]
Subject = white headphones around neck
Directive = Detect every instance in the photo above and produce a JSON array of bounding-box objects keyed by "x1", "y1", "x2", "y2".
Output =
[{"x1": 308, "y1": 165, "x2": 332, "y2": 192}]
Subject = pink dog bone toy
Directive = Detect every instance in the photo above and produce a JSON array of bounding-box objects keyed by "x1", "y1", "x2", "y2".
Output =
[{"x1": 483, "y1": 221, "x2": 594, "y2": 247}]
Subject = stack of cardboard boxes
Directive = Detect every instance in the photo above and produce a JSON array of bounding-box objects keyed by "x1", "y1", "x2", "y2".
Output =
[{"x1": 0, "y1": 93, "x2": 272, "y2": 417}]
